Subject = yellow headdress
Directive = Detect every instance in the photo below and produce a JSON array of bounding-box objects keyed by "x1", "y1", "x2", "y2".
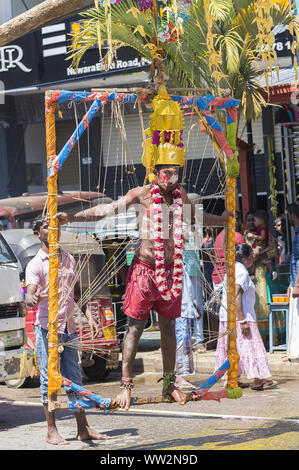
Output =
[{"x1": 142, "y1": 85, "x2": 185, "y2": 182}]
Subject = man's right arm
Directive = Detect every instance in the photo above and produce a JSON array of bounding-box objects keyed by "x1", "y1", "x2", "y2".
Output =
[
  {"x1": 55, "y1": 187, "x2": 141, "y2": 225},
  {"x1": 26, "y1": 284, "x2": 39, "y2": 308}
]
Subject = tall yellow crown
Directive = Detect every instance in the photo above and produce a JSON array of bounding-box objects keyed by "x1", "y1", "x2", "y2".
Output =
[{"x1": 142, "y1": 85, "x2": 185, "y2": 182}]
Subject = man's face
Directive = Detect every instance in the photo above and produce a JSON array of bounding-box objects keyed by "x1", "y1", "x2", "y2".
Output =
[
  {"x1": 155, "y1": 166, "x2": 179, "y2": 191},
  {"x1": 35, "y1": 222, "x2": 49, "y2": 246}
]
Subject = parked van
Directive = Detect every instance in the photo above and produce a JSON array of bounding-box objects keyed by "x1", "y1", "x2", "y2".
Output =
[{"x1": 0, "y1": 233, "x2": 34, "y2": 385}]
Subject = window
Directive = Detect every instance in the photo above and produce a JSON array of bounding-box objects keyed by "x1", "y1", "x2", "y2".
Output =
[{"x1": 0, "y1": 233, "x2": 18, "y2": 264}]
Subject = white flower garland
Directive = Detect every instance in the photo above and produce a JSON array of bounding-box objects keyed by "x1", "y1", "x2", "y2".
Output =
[{"x1": 150, "y1": 181, "x2": 184, "y2": 301}]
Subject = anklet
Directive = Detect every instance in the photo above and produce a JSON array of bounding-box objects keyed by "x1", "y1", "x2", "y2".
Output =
[
  {"x1": 158, "y1": 370, "x2": 176, "y2": 391},
  {"x1": 120, "y1": 377, "x2": 134, "y2": 390}
]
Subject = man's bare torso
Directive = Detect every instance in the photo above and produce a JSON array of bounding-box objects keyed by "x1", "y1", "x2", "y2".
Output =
[{"x1": 134, "y1": 185, "x2": 176, "y2": 266}]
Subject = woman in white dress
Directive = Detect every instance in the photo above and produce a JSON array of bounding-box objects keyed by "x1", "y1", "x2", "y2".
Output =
[{"x1": 215, "y1": 243, "x2": 277, "y2": 390}]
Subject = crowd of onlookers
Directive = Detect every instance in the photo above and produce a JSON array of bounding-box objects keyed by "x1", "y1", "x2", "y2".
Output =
[{"x1": 174, "y1": 203, "x2": 299, "y2": 392}]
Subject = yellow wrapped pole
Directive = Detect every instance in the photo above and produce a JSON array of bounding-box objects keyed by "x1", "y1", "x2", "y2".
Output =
[
  {"x1": 45, "y1": 93, "x2": 62, "y2": 410},
  {"x1": 198, "y1": 109, "x2": 240, "y2": 391},
  {"x1": 225, "y1": 177, "x2": 239, "y2": 389}
]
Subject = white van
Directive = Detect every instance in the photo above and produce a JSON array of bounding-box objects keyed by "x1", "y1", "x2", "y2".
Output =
[{"x1": 0, "y1": 232, "x2": 34, "y2": 383}]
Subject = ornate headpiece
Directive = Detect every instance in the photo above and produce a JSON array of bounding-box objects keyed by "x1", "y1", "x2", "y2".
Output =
[{"x1": 142, "y1": 85, "x2": 185, "y2": 182}]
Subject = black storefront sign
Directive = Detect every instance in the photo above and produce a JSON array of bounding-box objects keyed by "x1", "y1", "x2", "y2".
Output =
[
  {"x1": 0, "y1": 14, "x2": 295, "y2": 92},
  {"x1": 273, "y1": 28, "x2": 296, "y2": 57},
  {"x1": 0, "y1": 13, "x2": 150, "y2": 91}
]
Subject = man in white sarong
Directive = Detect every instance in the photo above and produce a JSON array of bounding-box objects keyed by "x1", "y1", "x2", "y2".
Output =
[{"x1": 287, "y1": 203, "x2": 299, "y2": 360}]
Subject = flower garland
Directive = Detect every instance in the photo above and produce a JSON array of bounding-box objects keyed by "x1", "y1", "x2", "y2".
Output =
[{"x1": 150, "y1": 181, "x2": 184, "y2": 301}]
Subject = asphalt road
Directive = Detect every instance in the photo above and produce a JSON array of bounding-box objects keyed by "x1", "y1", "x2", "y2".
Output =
[{"x1": 1, "y1": 369, "x2": 299, "y2": 453}]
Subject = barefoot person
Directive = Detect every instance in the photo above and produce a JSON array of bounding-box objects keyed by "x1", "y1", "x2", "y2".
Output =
[
  {"x1": 25, "y1": 218, "x2": 111, "y2": 445},
  {"x1": 55, "y1": 86, "x2": 231, "y2": 409}
]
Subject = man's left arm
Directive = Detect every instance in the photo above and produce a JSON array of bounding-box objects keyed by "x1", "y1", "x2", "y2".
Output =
[
  {"x1": 180, "y1": 187, "x2": 232, "y2": 227},
  {"x1": 74, "y1": 280, "x2": 99, "y2": 337}
]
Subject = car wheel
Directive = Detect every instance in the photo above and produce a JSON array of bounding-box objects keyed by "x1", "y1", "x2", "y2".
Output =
[
  {"x1": 82, "y1": 355, "x2": 111, "y2": 381},
  {"x1": 5, "y1": 375, "x2": 40, "y2": 389},
  {"x1": 5, "y1": 377, "x2": 28, "y2": 388}
]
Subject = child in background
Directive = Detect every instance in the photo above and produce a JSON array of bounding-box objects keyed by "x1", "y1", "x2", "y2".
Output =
[{"x1": 251, "y1": 210, "x2": 277, "y2": 281}]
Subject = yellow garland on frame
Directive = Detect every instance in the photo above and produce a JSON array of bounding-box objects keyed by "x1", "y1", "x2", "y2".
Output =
[
  {"x1": 45, "y1": 97, "x2": 62, "y2": 409},
  {"x1": 196, "y1": 108, "x2": 240, "y2": 391},
  {"x1": 225, "y1": 176, "x2": 240, "y2": 390}
]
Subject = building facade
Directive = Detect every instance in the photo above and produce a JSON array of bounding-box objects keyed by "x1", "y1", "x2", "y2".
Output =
[{"x1": 0, "y1": 1, "x2": 296, "y2": 223}]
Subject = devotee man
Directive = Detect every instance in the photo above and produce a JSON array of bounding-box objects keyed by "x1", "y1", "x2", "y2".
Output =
[
  {"x1": 26, "y1": 217, "x2": 111, "y2": 445},
  {"x1": 56, "y1": 164, "x2": 231, "y2": 409},
  {"x1": 55, "y1": 86, "x2": 232, "y2": 410}
]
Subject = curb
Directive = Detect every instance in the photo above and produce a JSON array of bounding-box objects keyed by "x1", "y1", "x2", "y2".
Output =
[{"x1": 132, "y1": 336, "x2": 299, "y2": 378}]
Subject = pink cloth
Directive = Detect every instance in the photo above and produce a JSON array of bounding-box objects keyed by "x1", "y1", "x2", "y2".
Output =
[
  {"x1": 212, "y1": 230, "x2": 245, "y2": 285},
  {"x1": 215, "y1": 321, "x2": 271, "y2": 380},
  {"x1": 25, "y1": 249, "x2": 77, "y2": 334}
]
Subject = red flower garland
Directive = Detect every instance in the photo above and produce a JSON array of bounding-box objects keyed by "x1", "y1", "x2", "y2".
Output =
[{"x1": 150, "y1": 181, "x2": 184, "y2": 301}]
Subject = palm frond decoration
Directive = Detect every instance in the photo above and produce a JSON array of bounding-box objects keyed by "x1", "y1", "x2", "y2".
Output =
[{"x1": 68, "y1": 0, "x2": 299, "y2": 126}]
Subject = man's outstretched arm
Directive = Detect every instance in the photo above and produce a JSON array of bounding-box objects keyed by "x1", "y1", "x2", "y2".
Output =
[
  {"x1": 55, "y1": 187, "x2": 141, "y2": 225},
  {"x1": 180, "y1": 186, "x2": 233, "y2": 227}
]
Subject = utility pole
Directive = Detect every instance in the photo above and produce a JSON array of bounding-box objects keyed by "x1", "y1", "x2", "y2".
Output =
[{"x1": 0, "y1": 0, "x2": 89, "y2": 46}]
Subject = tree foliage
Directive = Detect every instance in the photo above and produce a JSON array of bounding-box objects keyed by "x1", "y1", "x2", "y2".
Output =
[{"x1": 69, "y1": 0, "x2": 299, "y2": 125}]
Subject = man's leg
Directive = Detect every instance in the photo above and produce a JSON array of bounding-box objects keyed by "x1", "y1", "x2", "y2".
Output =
[
  {"x1": 158, "y1": 315, "x2": 176, "y2": 374},
  {"x1": 75, "y1": 411, "x2": 110, "y2": 441},
  {"x1": 116, "y1": 316, "x2": 147, "y2": 410},
  {"x1": 158, "y1": 315, "x2": 187, "y2": 404},
  {"x1": 35, "y1": 326, "x2": 68, "y2": 445},
  {"x1": 43, "y1": 399, "x2": 69, "y2": 445},
  {"x1": 60, "y1": 332, "x2": 111, "y2": 441}
]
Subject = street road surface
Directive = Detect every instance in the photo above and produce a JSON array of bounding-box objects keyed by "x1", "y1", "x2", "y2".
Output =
[{"x1": 1, "y1": 371, "x2": 299, "y2": 452}]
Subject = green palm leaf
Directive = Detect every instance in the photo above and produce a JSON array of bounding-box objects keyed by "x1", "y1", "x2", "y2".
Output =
[{"x1": 69, "y1": 0, "x2": 298, "y2": 125}]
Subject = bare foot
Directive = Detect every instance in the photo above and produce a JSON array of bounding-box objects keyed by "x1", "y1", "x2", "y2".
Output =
[
  {"x1": 163, "y1": 383, "x2": 187, "y2": 405},
  {"x1": 115, "y1": 388, "x2": 131, "y2": 411},
  {"x1": 46, "y1": 429, "x2": 69, "y2": 446},
  {"x1": 77, "y1": 427, "x2": 111, "y2": 441}
]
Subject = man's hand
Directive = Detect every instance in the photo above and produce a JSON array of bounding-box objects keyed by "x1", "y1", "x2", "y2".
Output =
[
  {"x1": 221, "y1": 211, "x2": 234, "y2": 224},
  {"x1": 27, "y1": 293, "x2": 47, "y2": 308},
  {"x1": 287, "y1": 283, "x2": 292, "y2": 298},
  {"x1": 293, "y1": 288, "x2": 299, "y2": 299},
  {"x1": 54, "y1": 212, "x2": 70, "y2": 225},
  {"x1": 88, "y1": 317, "x2": 99, "y2": 338},
  {"x1": 84, "y1": 306, "x2": 99, "y2": 338},
  {"x1": 240, "y1": 321, "x2": 250, "y2": 337}
]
